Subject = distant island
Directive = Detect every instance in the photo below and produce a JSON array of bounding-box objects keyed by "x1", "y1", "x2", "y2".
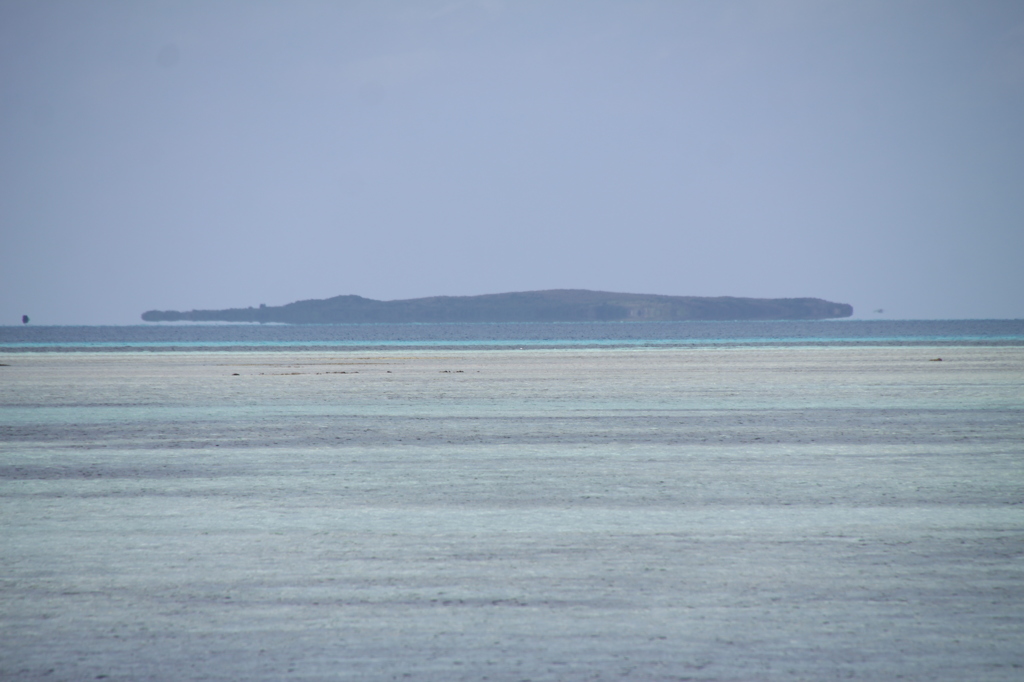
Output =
[{"x1": 142, "y1": 290, "x2": 853, "y2": 324}]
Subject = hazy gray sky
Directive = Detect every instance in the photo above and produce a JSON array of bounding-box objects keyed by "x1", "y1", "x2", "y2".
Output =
[{"x1": 2, "y1": 0, "x2": 1022, "y2": 324}]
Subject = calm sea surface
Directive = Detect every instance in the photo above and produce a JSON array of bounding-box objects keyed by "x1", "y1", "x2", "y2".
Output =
[
  {"x1": 2, "y1": 321, "x2": 1022, "y2": 681},
  {"x1": 2, "y1": 319, "x2": 1024, "y2": 350}
]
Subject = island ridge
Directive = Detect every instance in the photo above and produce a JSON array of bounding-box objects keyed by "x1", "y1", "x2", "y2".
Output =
[{"x1": 142, "y1": 290, "x2": 853, "y2": 324}]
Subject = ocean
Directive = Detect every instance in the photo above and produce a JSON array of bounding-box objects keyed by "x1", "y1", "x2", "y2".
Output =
[
  {"x1": 2, "y1": 318, "x2": 1024, "y2": 351},
  {"x1": 2, "y1": 321, "x2": 1022, "y2": 681}
]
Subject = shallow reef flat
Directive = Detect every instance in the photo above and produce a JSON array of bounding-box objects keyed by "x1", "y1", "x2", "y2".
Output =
[{"x1": 1, "y1": 347, "x2": 1022, "y2": 681}]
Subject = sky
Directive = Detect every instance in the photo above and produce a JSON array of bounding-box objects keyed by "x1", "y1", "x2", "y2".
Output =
[{"x1": 2, "y1": 0, "x2": 1023, "y2": 324}]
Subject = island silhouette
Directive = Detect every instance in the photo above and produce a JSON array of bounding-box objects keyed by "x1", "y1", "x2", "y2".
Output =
[{"x1": 142, "y1": 290, "x2": 853, "y2": 324}]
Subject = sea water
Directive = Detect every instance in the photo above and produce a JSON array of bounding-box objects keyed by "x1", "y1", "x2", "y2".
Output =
[
  {"x1": 1, "y1": 322, "x2": 1022, "y2": 681},
  {"x1": 2, "y1": 319, "x2": 1024, "y2": 350}
]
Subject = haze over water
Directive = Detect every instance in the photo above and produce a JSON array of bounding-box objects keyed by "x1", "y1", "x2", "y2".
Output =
[{"x1": 2, "y1": 323, "x2": 1022, "y2": 680}]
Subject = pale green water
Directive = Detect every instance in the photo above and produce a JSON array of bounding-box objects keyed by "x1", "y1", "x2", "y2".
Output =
[{"x1": 2, "y1": 347, "x2": 1023, "y2": 681}]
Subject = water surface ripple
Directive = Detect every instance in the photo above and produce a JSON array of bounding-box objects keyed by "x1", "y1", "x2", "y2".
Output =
[{"x1": 1, "y1": 343, "x2": 1022, "y2": 681}]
